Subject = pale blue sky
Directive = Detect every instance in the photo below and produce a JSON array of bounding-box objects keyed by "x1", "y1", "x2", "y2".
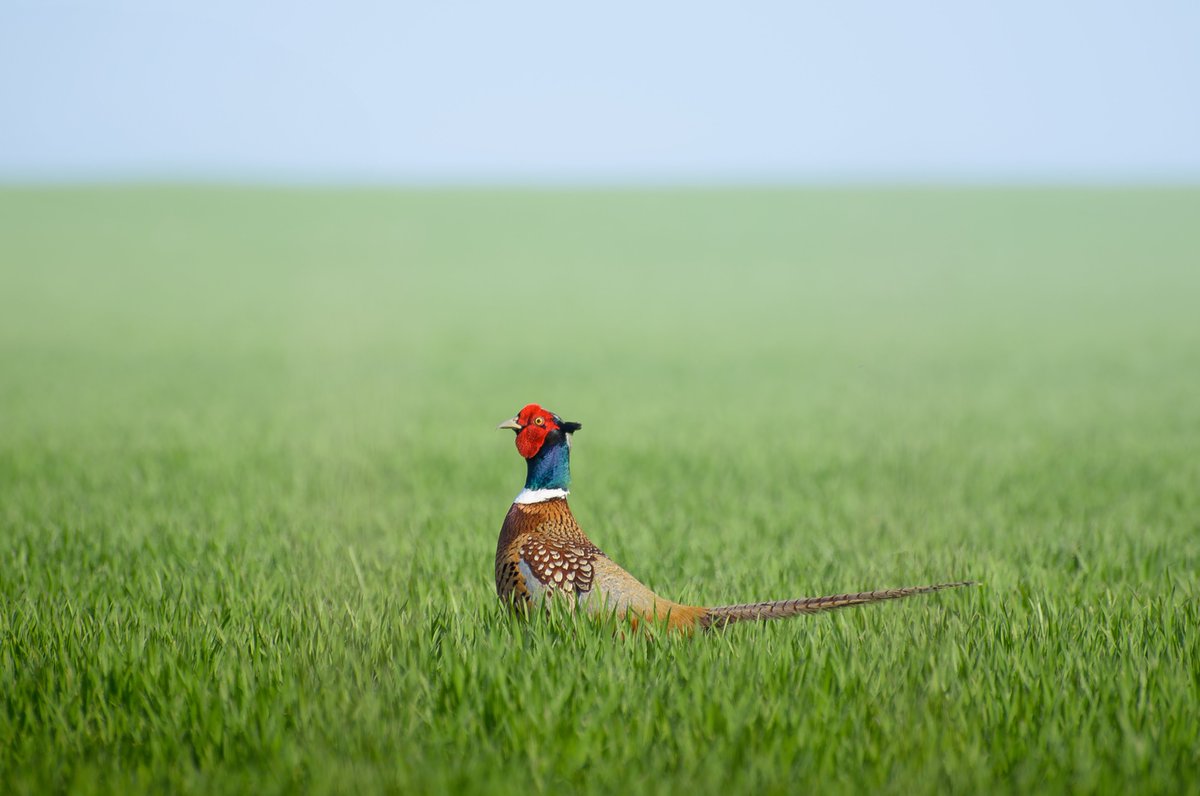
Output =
[{"x1": 2, "y1": 1, "x2": 1199, "y2": 183}]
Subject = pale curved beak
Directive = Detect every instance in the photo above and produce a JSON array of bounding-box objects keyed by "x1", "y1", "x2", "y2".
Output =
[{"x1": 497, "y1": 417, "x2": 522, "y2": 431}]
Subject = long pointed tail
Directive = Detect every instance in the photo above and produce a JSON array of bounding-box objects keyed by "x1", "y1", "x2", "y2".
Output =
[{"x1": 698, "y1": 580, "x2": 974, "y2": 629}]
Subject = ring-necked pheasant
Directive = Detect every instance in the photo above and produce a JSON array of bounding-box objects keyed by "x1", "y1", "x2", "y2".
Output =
[{"x1": 496, "y1": 403, "x2": 972, "y2": 632}]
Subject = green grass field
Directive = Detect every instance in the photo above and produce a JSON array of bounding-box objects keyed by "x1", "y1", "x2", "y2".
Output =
[{"x1": 1, "y1": 186, "x2": 1198, "y2": 794}]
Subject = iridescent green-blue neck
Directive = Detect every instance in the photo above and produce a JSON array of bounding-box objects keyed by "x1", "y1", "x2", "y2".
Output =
[{"x1": 525, "y1": 433, "x2": 571, "y2": 491}]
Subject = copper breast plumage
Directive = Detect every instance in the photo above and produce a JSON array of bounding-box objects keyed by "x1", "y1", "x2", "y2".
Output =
[{"x1": 495, "y1": 498, "x2": 603, "y2": 605}]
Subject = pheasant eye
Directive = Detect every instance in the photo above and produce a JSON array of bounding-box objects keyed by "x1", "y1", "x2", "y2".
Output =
[{"x1": 533, "y1": 416, "x2": 545, "y2": 426}]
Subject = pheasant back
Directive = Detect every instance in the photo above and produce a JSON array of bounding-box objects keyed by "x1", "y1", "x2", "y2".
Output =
[{"x1": 495, "y1": 497, "x2": 969, "y2": 633}]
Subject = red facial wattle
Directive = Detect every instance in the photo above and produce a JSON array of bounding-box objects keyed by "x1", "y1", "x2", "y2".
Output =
[{"x1": 513, "y1": 404, "x2": 559, "y2": 459}]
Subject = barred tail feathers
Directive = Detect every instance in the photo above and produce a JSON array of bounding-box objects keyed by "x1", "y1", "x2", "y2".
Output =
[{"x1": 699, "y1": 580, "x2": 974, "y2": 629}]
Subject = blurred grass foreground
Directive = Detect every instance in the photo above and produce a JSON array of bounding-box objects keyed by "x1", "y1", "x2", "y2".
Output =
[{"x1": 1, "y1": 187, "x2": 1198, "y2": 794}]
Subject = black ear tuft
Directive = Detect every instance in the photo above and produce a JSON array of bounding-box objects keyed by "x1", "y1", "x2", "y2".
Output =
[{"x1": 560, "y1": 421, "x2": 582, "y2": 433}]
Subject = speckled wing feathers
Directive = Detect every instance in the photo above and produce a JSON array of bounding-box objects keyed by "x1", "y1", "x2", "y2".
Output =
[{"x1": 519, "y1": 536, "x2": 599, "y2": 594}]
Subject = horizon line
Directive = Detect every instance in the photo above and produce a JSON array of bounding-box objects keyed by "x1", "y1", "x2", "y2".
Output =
[{"x1": 4, "y1": 172, "x2": 1200, "y2": 191}]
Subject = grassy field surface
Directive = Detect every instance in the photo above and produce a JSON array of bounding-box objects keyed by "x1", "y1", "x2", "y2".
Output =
[{"x1": 1, "y1": 187, "x2": 1198, "y2": 794}]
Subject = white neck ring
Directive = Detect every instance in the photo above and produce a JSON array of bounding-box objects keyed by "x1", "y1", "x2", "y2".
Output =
[{"x1": 513, "y1": 488, "x2": 569, "y2": 504}]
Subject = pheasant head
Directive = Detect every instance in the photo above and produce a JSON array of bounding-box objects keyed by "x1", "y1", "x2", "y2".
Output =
[{"x1": 498, "y1": 404, "x2": 582, "y2": 495}]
